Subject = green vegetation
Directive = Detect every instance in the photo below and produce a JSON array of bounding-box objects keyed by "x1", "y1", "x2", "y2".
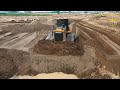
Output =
[
  {"x1": 52, "y1": 11, "x2": 60, "y2": 14},
  {"x1": 0, "y1": 13, "x2": 51, "y2": 16}
]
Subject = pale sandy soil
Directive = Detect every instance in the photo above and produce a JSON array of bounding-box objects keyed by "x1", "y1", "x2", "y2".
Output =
[{"x1": 10, "y1": 72, "x2": 78, "y2": 79}]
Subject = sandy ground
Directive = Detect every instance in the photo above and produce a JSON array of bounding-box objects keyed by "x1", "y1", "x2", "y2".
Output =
[
  {"x1": 10, "y1": 72, "x2": 78, "y2": 79},
  {"x1": 0, "y1": 19, "x2": 51, "y2": 52},
  {"x1": 0, "y1": 13, "x2": 120, "y2": 79},
  {"x1": 86, "y1": 13, "x2": 120, "y2": 34}
]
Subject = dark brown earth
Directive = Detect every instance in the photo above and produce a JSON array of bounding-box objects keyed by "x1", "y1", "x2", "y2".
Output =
[
  {"x1": 31, "y1": 39, "x2": 84, "y2": 56},
  {"x1": 0, "y1": 48, "x2": 30, "y2": 79}
]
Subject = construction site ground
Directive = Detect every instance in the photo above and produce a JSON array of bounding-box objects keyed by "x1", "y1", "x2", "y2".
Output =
[{"x1": 0, "y1": 13, "x2": 120, "y2": 79}]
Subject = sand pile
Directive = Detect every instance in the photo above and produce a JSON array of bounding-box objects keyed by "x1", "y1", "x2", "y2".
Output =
[{"x1": 10, "y1": 72, "x2": 78, "y2": 79}]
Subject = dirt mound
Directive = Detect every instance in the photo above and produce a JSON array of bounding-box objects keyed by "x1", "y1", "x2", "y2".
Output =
[
  {"x1": 30, "y1": 17, "x2": 49, "y2": 25},
  {"x1": 9, "y1": 20, "x2": 17, "y2": 23},
  {"x1": 0, "y1": 48, "x2": 30, "y2": 79},
  {"x1": 46, "y1": 19, "x2": 57, "y2": 25},
  {"x1": 1, "y1": 21, "x2": 52, "y2": 34},
  {"x1": 38, "y1": 17, "x2": 48, "y2": 23},
  {"x1": 30, "y1": 20, "x2": 52, "y2": 30},
  {"x1": 30, "y1": 20, "x2": 45, "y2": 25},
  {"x1": 31, "y1": 40, "x2": 83, "y2": 56},
  {"x1": 9, "y1": 20, "x2": 31, "y2": 23}
]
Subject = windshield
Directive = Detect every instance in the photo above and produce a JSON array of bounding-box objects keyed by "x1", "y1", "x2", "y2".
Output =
[{"x1": 57, "y1": 26, "x2": 63, "y2": 29}]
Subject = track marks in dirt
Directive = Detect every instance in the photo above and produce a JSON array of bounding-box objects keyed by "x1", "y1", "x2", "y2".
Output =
[
  {"x1": 78, "y1": 21, "x2": 120, "y2": 47},
  {"x1": 76, "y1": 21, "x2": 120, "y2": 74},
  {"x1": 0, "y1": 32, "x2": 12, "y2": 39},
  {"x1": 99, "y1": 34, "x2": 120, "y2": 55},
  {"x1": 77, "y1": 22, "x2": 118, "y2": 55},
  {"x1": 76, "y1": 23, "x2": 92, "y2": 40},
  {"x1": 0, "y1": 32, "x2": 37, "y2": 51},
  {"x1": 80, "y1": 23, "x2": 120, "y2": 55},
  {"x1": 1, "y1": 33, "x2": 28, "y2": 46},
  {"x1": 9, "y1": 32, "x2": 36, "y2": 49}
]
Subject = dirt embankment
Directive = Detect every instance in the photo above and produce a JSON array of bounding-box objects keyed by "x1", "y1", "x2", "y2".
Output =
[
  {"x1": 1, "y1": 21, "x2": 52, "y2": 34},
  {"x1": 31, "y1": 40, "x2": 84, "y2": 56},
  {"x1": 0, "y1": 47, "x2": 96, "y2": 79},
  {"x1": 0, "y1": 48, "x2": 30, "y2": 79}
]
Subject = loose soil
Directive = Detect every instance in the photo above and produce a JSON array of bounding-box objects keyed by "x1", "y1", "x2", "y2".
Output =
[
  {"x1": 0, "y1": 48, "x2": 30, "y2": 79},
  {"x1": 31, "y1": 40, "x2": 84, "y2": 56}
]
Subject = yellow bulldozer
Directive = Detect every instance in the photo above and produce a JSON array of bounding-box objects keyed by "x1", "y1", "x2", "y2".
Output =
[{"x1": 46, "y1": 19, "x2": 75, "y2": 42}]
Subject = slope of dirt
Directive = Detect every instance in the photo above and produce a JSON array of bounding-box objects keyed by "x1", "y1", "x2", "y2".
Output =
[
  {"x1": 1, "y1": 20, "x2": 52, "y2": 34},
  {"x1": 0, "y1": 46, "x2": 97, "y2": 79},
  {"x1": 0, "y1": 48, "x2": 30, "y2": 79},
  {"x1": 31, "y1": 40, "x2": 84, "y2": 56},
  {"x1": 29, "y1": 45, "x2": 97, "y2": 77}
]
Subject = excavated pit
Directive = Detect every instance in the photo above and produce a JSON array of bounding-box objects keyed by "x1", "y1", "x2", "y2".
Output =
[{"x1": 0, "y1": 47, "x2": 97, "y2": 79}]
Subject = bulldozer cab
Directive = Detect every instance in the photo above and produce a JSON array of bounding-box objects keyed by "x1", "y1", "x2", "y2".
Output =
[
  {"x1": 47, "y1": 19, "x2": 75, "y2": 42},
  {"x1": 56, "y1": 19, "x2": 68, "y2": 31}
]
